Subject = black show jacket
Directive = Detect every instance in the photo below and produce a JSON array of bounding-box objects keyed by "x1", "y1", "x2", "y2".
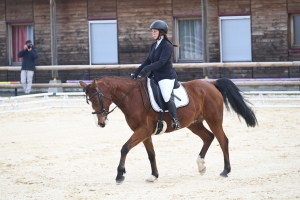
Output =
[{"x1": 135, "y1": 38, "x2": 177, "y2": 82}]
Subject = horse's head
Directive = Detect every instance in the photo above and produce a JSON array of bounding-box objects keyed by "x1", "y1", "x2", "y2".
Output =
[{"x1": 80, "y1": 79, "x2": 112, "y2": 128}]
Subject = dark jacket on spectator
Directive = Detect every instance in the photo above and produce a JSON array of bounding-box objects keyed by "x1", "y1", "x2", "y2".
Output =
[{"x1": 18, "y1": 47, "x2": 39, "y2": 71}]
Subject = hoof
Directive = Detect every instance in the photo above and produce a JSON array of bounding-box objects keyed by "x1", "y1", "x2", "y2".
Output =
[
  {"x1": 116, "y1": 176, "x2": 125, "y2": 184},
  {"x1": 196, "y1": 156, "x2": 206, "y2": 174},
  {"x1": 199, "y1": 167, "x2": 206, "y2": 176},
  {"x1": 219, "y1": 171, "x2": 229, "y2": 178},
  {"x1": 220, "y1": 167, "x2": 230, "y2": 178},
  {"x1": 145, "y1": 175, "x2": 158, "y2": 182}
]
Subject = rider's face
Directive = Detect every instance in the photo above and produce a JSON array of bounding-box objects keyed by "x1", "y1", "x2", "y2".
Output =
[{"x1": 151, "y1": 29, "x2": 159, "y2": 40}]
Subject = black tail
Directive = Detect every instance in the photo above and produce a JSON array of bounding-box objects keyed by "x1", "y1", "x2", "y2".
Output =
[{"x1": 214, "y1": 78, "x2": 258, "y2": 127}]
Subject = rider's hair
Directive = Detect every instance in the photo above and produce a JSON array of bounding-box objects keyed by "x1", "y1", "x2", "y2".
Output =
[{"x1": 158, "y1": 30, "x2": 179, "y2": 47}]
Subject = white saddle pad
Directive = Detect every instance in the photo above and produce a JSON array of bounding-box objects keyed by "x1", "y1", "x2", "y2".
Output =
[{"x1": 147, "y1": 78, "x2": 189, "y2": 112}]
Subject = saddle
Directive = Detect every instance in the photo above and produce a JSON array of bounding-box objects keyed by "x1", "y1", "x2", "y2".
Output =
[
  {"x1": 148, "y1": 77, "x2": 189, "y2": 135},
  {"x1": 149, "y1": 77, "x2": 180, "y2": 111}
]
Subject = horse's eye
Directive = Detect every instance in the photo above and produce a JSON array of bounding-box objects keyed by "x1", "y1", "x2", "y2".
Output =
[{"x1": 94, "y1": 100, "x2": 99, "y2": 104}]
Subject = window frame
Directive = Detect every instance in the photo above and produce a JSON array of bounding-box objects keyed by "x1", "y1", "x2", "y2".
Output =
[
  {"x1": 290, "y1": 14, "x2": 300, "y2": 49},
  {"x1": 7, "y1": 23, "x2": 34, "y2": 66},
  {"x1": 173, "y1": 17, "x2": 203, "y2": 63},
  {"x1": 219, "y1": 16, "x2": 252, "y2": 62},
  {"x1": 88, "y1": 20, "x2": 119, "y2": 65}
]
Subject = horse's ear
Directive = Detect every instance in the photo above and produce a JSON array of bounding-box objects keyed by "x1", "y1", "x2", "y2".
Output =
[
  {"x1": 92, "y1": 79, "x2": 97, "y2": 87},
  {"x1": 79, "y1": 81, "x2": 87, "y2": 89}
]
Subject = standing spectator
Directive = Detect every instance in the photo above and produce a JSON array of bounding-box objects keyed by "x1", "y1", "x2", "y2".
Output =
[{"x1": 18, "y1": 40, "x2": 39, "y2": 94}]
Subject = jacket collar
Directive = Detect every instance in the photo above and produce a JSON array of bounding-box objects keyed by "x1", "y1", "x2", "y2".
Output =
[{"x1": 154, "y1": 38, "x2": 166, "y2": 52}]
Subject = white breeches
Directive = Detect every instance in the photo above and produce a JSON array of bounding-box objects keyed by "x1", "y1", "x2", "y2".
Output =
[{"x1": 158, "y1": 79, "x2": 175, "y2": 102}]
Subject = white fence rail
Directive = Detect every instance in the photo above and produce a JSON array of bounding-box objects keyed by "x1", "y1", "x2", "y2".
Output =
[
  {"x1": 1, "y1": 91, "x2": 300, "y2": 114},
  {"x1": 243, "y1": 91, "x2": 300, "y2": 108},
  {"x1": 0, "y1": 92, "x2": 89, "y2": 114}
]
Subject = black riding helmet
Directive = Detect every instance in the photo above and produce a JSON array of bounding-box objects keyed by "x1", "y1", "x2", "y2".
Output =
[{"x1": 150, "y1": 20, "x2": 168, "y2": 34}]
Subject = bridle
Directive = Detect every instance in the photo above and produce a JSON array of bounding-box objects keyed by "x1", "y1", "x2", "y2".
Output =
[
  {"x1": 86, "y1": 87, "x2": 114, "y2": 115},
  {"x1": 86, "y1": 80, "x2": 141, "y2": 116}
]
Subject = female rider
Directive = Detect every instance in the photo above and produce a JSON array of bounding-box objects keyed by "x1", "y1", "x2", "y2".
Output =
[{"x1": 131, "y1": 20, "x2": 181, "y2": 130}]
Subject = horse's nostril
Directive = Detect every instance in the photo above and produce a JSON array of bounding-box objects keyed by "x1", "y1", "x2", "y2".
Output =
[{"x1": 100, "y1": 123, "x2": 105, "y2": 128}]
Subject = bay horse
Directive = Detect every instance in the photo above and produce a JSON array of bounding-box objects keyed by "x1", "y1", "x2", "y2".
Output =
[{"x1": 79, "y1": 77, "x2": 257, "y2": 184}]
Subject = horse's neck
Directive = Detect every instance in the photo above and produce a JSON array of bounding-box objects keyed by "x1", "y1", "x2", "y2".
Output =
[
  {"x1": 106, "y1": 78, "x2": 146, "y2": 120},
  {"x1": 107, "y1": 78, "x2": 136, "y2": 108}
]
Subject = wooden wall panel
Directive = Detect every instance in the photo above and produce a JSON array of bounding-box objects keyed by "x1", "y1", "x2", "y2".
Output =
[
  {"x1": 251, "y1": 0, "x2": 288, "y2": 62},
  {"x1": 88, "y1": 0, "x2": 117, "y2": 19},
  {"x1": 1, "y1": 0, "x2": 299, "y2": 82},
  {"x1": 253, "y1": 67, "x2": 289, "y2": 78},
  {"x1": 0, "y1": 0, "x2": 6, "y2": 68},
  {"x1": 288, "y1": 0, "x2": 300, "y2": 11},
  {"x1": 289, "y1": 52, "x2": 300, "y2": 61},
  {"x1": 251, "y1": 0, "x2": 290, "y2": 78},
  {"x1": 34, "y1": 0, "x2": 51, "y2": 66},
  {"x1": 218, "y1": 0, "x2": 250, "y2": 15},
  {"x1": 117, "y1": 0, "x2": 173, "y2": 64},
  {"x1": 172, "y1": 0, "x2": 201, "y2": 16},
  {"x1": 6, "y1": 0, "x2": 33, "y2": 22},
  {"x1": 56, "y1": 0, "x2": 89, "y2": 66}
]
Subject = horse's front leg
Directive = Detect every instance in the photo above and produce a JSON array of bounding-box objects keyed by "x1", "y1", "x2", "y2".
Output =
[
  {"x1": 143, "y1": 137, "x2": 159, "y2": 182},
  {"x1": 116, "y1": 130, "x2": 149, "y2": 184}
]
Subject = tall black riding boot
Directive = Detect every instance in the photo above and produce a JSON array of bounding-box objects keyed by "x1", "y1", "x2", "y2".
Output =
[{"x1": 167, "y1": 99, "x2": 181, "y2": 130}]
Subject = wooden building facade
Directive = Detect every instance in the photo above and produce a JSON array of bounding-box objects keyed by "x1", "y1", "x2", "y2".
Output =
[{"x1": 0, "y1": 0, "x2": 300, "y2": 83}]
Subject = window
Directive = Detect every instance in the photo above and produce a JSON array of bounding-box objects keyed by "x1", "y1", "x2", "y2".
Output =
[
  {"x1": 219, "y1": 16, "x2": 252, "y2": 62},
  {"x1": 174, "y1": 18, "x2": 202, "y2": 62},
  {"x1": 89, "y1": 20, "x2": 118, "y2": 64},
  {"x1": 290, "y1": 14, "x2": 300, "y2": 49},
  {"x1": 7, "y1": 24, "x2": 34, "y2": 65}
]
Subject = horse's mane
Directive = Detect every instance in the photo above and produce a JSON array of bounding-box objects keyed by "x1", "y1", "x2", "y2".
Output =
[
  {"x1": 97, "y1": 76, "x2": 132, "y2": 81},
  {"x1": 85, "y1": 76, "x2": 137, "y2": 94},
  {"x1": 84, "y1": 84, "x2": 91, "y2": 94}
]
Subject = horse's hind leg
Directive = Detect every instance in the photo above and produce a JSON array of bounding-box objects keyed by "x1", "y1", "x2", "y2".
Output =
[
  {"x1": 187, "y1": 122, "x2": 215, "y2": 175},
  {"x1": 206, "y1": 121, "x2": 231, "y2": 177},
  {"x1": 143, "y1": 137, "x2": 159, "y2": 182}
]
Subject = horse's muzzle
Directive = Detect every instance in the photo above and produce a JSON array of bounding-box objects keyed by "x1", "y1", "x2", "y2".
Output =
[{"x1": 99, "y1": 119, "x2": 109, "y2": 128}]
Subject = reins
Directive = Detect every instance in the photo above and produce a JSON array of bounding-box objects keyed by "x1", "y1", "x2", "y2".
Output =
[{"x1": 138, "y1": 79, "x2": 152, "y2": 112}]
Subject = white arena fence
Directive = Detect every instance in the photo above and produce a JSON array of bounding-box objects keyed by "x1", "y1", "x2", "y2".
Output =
[
  {"x1": 0, "y1": 92, "x2": 89, "y2": 114},
  {"x1": 243, "y1": 91, "x2": 300, "y2": 108},
  {"x1": 1, "y1": 91, "x2": 300, "y2": 114}
]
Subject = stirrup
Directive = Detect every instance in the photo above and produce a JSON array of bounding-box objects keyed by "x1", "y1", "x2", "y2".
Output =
[{"x1": 172, "y1": 119, "x2": 181, "y2": 130}]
